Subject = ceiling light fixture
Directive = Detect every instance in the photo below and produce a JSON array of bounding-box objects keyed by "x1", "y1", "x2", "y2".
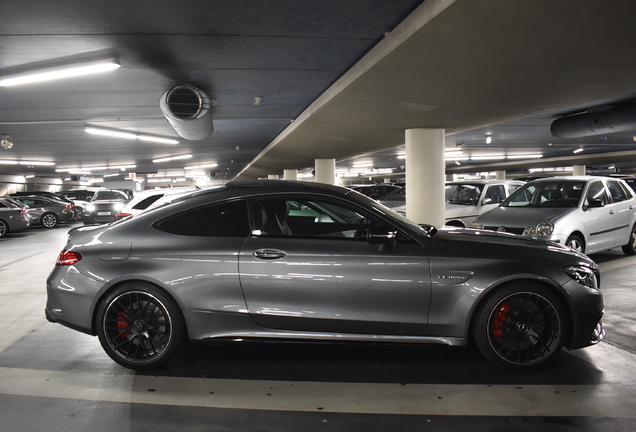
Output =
[
  {"x1": 0, "y1": 58, "x2": 121, "y2": 87},
  {"x1": 153, "y1": 154, "x2": 193, "y2": 163},
  {"x1": 184, "y1": 163, "x2": 218, "y2": 170},
  {"x1": 573, "y1": 148, "x2": 584, "y2": 154},
  {"x1": 470, "y1": 154, "x2": 505, "y2": 160},
  {"x1": 85, "y1": 127, "x2": 179, "y2": 144},
  {"x1": 0, "y1": 160, "x2": 18, "y2": 165},
  {"x1": 506, "y1": 154, "x2": 543, "y2": 159},
  {"x1": 352, "y1": 163, "x2": 374, "y2": 167},
  {"x1": 18, "y1": 160, "x2": 55, "y2": 166},
  {"x1": 486, "y1": 135, "x2": 492, "y2": 144}
]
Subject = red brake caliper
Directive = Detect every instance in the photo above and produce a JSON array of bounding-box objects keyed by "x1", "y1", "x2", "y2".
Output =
[
  {"x1": 491, "y1": 302, "x2": 510, "y2": 338},
  {"x1": 117, "y1": 312, "x2": 130, "y2": 338}
]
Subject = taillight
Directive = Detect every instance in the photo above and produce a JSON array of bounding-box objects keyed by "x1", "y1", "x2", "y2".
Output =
[
  {"x1": 65, "y1": 204, "x2": 72, "y2": 210},
  {"x1": 115, "y1": 213, "x2": 132, "y2": 221},
  {"x1": 20, "y1": 209, "x2": 27, "y2": 215},
  {"x1": 55, "y1": 249, "x2": 83, "y2": 266}
]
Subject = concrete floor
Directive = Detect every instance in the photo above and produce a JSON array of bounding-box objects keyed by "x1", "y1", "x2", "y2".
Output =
[{"x1": 2, "y1": 222, "x2": 636, "y2": 431}]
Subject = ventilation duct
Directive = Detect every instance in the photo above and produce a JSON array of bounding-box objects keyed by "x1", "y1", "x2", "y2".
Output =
[
  {"x1": 550, "y1": 104, "x2": 636, "y2": 139},
  {"x1": 159, "y1": 84, "x2": 214, "y2": 141}
]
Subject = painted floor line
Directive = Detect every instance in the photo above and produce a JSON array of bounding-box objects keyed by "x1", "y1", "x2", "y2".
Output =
[{"x1": 1, "y1": 366, "x2": 636, "y2": 417}]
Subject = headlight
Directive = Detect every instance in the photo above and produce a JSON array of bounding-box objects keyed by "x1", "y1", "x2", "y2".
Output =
[
  {"x1": 114, "y1": 202, "x2": 125, "y2": 212},
  {"x1": 536, "y1": 221, "x2": 554, "y2": 237},
  {"x1": 470, "y1": 217, "x2": 483, "y2": 229},
  {"x1": 564, "y1": 265, "x2": 599, "y2": 290},
  {"x1": 85, "y1": 204, "x2": 95, "y2": 213}
]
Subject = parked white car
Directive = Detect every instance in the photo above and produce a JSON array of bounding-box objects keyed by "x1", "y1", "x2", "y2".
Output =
[
  {"x1": 471, "y1": 176, "x2": 636, "y2": 255},
  {"x1": 115, "y1": 187, "x2": 199, "y2": 220},
  {"x1": 380, "y1": 180, "x2": 524, "y2": 227}
]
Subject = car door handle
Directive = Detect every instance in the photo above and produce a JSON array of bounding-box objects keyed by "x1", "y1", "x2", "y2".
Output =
[
  {"x1": 609, "y1": 210, "x2": 615, "y2": 215},
  {"x1": 253, "y1": 249, "x2": 287, "y2": 260}
]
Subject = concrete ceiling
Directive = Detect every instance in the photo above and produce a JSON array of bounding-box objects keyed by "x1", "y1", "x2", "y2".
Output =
[{"x1": 2, "y1": 0, "x2": 636, "y2": 185}]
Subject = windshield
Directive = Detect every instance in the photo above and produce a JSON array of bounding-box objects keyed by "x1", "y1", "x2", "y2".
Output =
[
  {"x1": 446, "y1": 183, "x2": 484, "y2": 205},
  {"x1": 501, "y1": 181, "x2": 585, "y2": 208},
  {"x1": 93, "y1": 190, "x2": 129, "y2": 201}
]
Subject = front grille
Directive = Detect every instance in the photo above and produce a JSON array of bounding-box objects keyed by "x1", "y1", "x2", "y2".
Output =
[{"x1": 484, "y1": 226, "x2": 525, "y2": 235}]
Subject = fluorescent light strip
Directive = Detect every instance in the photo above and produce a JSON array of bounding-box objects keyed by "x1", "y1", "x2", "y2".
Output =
[
  {"x1": 506, "y1": 154, "x2": 543, "y2": 159},
  {"x1": 153, "y1": 154, "x2": 193, "y2": 163},
  {"x1": 0, "y1": 160, "x2": 18, "y2": 165},
  {"x1": 86, "y1": 127, "x2": 179, "y2": 145},
  {"x1": 574, "y1": 148, "x2": 584, "y2": 154},
  {"x1": 185, "y1": 163, "x2": 218, "y2": 170},
  {"x1": 470, "y1": 155, "x2": 506, "y2": 160},
  {"x1": 352, "y1": 163, "x2": 373, "y2": 167},
  {"x1": 0, "y1": 58, "x2": 121, "y2": 87}
]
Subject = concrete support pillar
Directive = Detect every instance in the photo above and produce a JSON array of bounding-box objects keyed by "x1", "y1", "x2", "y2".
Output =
[
  {"x1": 496, "y1": 170, "x2": 506, "y2": 180},
  {"x1": 283, "y1": 169, "x2": 298, "y2": 181},
  {"x1": 384, "y1": 178, "x2": 391, "y2": 184},
  {"x1": 405, "y1": 128, "x2": 445, "y2": 226},
  {"x1": 315, "y1": 159, "x2": 335, "y2": 184},
  {"x1": 267, "y1": 174, "x2": 279, "y2": 180},
  {"x1": 573, "y1": 165, "x2": 586, "y2": 176}
]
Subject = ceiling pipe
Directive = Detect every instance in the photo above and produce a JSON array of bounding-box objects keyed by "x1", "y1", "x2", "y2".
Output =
[
  {"x1": 159, "y1": 84, "x2": 214, "y2": 141},
  {"x1": 550, "y1": 104, "x2": 636, "y2": 139}
]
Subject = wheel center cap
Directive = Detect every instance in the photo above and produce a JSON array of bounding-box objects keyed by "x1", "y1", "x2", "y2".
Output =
[
  {"x1": 516, "y1": 322, "x2": 530, "y2": 334},
  {"x1": 133, "y1": 319, "x2": 146, "y2": 332}
]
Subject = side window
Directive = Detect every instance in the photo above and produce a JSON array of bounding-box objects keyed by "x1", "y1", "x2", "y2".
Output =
[
  {"x1": 607, "y1": 180, "x2": 629, "y2": 203},
  {"x1": 0, "y1": 202, "x2": 7, "y2": 209},
  {"x1": 484, "y1": 185, "x2": 506, "y2": 204},
  {"x1": 506, "y1": 184, "x2": 522, "y2": 196},
  {"x1": 153, "y1": 200, "x2": 249, "y2": 237},
  {"x1": 251, "y1": 197, "x2": 379, "y2": 239},
  {"x1": 586, "y1": 181, "x2": 609, "y2": 205}
]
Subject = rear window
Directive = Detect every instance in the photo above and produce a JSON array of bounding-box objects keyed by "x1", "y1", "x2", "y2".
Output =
[{"x1": 153, "y1": 199, "x2": 249, "y2": 237}]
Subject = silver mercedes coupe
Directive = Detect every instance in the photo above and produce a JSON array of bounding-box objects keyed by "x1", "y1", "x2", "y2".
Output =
[{"x1": 46, "y1": 180, "x2": 604, "y2": 371}]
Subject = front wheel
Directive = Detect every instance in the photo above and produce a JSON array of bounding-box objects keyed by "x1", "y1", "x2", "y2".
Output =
[
  {"x1": 41, "y1": 213, "x2": 58, "y2": 228},
  {"x1": 472, "y1": 283, "x2": 566, "y2": 370},
  {"x1": 0, "y1": 219, "x2": 7, "y2": 237},
  {"x1": 566, "y1": 234, "x2": 584, "y2": 253},
  {"x1": 96, "y1": 283, "x2": 186, "y2": 370},
  {"x1": 621, "y1": 224, "x2": 636, "y2": 255}
]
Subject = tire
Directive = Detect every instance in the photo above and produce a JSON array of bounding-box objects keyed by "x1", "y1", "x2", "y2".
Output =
[
  {"x1": 472, "y1": 283, "x2": 566, "y2": 370},
  {"x1": 0, "y1": 219, "x2": 7, "y2": 238},
  {"x1": 41, "y1": 213, "x2": 58, "y2": 228},
  {"x1": 566, "y1": 234, "x2": 584, "y2": 253},
  {"x1": 621, "y1": 224, "x2": 636, "y2": 255},
  {"x1": 96, "y1": 282, "x2": 187, "y2": 370}
]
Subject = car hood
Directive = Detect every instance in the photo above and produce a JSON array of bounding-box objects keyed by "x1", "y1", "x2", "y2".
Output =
[
  {"x1": 477, "y1": 206, "x2": 576, "y2": 227},
  {"x1": 429, "y1": 226, "x2": 594, "y2": 265}
]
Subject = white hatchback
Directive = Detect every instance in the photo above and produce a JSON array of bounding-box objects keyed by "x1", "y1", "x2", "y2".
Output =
[{"x1": 472, "y1": 176, "x2": 636, "y2": 255}]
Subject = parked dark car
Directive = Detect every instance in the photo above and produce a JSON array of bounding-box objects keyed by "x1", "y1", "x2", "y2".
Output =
[
  {"x1": 47, "y1": 180, "x2": 604, "y2": 371},
  {"x1": 350, "y1": 184, "x2": 401, "y2": 200},
  {"x1": 11, "y1": 191, "x2": 80, "y2": 220},
  {"x1": 0, "y1": 197, "x2": 30, "y2": 237},
  {"x1": 82, "y1": 189, "x2": 130, "y2": 224},
  {"x1": 11, "y1": 196, "x2": 74, "y2": 228}
]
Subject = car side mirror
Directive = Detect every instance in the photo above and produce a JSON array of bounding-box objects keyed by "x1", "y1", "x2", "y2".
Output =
[
  {"x1": 482, "y1": 197, "x2": 493, "y2": 205},
  {"x1": 366, "y1": 225, "x2": 398, "y2": 252},
  {"x1": 587, "y1": 199, "x2": 605, "y2": 209}
]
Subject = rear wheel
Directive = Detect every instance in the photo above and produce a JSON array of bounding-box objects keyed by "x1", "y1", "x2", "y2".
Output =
[
  {"x1": 96, "y1": 282, "x2": 186, "y2": 370},
  {"x1": 0, "y1": 219, "x2": 7, "y2": 237},
  {"x1": 41, "y1": 212, "x2": 58, "y2": 228},
  {"x1": 621, "y1": 224, "x2": 636, "y2": 255},
  {"x1": 472, "y1": 283, "x2": 566, "y2": 370}
]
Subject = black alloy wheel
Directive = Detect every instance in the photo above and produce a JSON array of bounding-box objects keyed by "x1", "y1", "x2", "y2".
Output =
[
  {"x1": 96, "y1": 283, "x2": 186, "y2": 370},
  {"x1": 473, "y1": 283, "x2": 565, "y2": 370},
  {"x1": 0, "y1": 220, "x2": 7, "y2": 237}
]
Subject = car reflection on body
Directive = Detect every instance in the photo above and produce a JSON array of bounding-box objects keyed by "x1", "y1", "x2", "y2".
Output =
[
  {"x1": 380, "y1": 180, "x2": 524, "y2": 227},
  {"x1": 471, "y1": 176, "x2": 636, "y2": 255},
  {"x1": 46, "y1": 180, "x2": 604, "y2": 371}
]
